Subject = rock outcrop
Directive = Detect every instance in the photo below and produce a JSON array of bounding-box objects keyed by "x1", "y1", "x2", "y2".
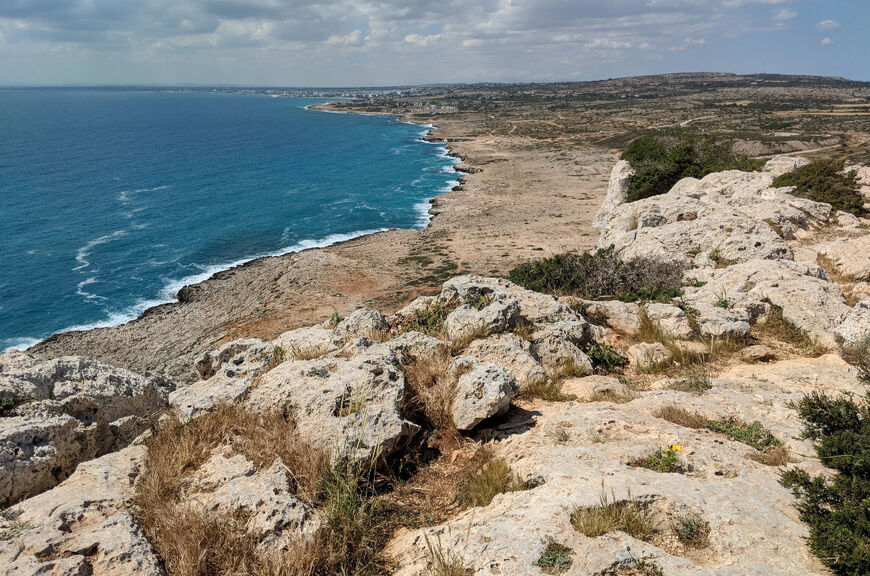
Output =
[{"x1": 0, "y1": 352, "x2": 172, "y2": 503}]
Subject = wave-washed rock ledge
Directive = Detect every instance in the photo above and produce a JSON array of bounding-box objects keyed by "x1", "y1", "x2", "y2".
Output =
[{"x1": 2, "y1": 156, "x2": 870, "y2": 575}]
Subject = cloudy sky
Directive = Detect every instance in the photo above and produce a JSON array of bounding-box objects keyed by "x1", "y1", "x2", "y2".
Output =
[{"x1": 0, "y1": 0, "x2": 865, "y2": 86}]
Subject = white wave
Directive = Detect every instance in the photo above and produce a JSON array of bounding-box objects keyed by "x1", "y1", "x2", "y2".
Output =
[
  {"x1": 75, "y1": 277, "x2": 106, "y2": 301},
  {"x1": 72, "y1": 230, "x2": 126, "y2": 271},
  {"x1": 2, "y1": 337, "x2": 41, "y2": 353}
]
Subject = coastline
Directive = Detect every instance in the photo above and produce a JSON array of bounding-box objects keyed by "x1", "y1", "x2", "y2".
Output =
[
  {"x1": 8, "y1": 104, "x2": 463, "y2": 354},
  {"x1": 29, "y1": 103, "x2": 614, "y2": 381}
]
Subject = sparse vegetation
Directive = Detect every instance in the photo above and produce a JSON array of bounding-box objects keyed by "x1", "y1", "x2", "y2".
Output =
[
  {"x1": 654, "y1": 405, "x2": 708, "y2": 429},
  {"x1": 753, "y1": 303, "x2": 827, "y2": 355},
  {"x1": 425, "y1": 534, "x2": 472, "y2": 576},
  {"x1": 674, "y1": 515, "x2": 710, "y2": 549},
  {"x1": 594, "y1": 558, "x2": 665, "y2": 576},
  {"x1": 749, "y1": 444, "x2": 790, "y2": 466},
  {"x1": 535, "y1": 538, "x2": 574, "y2": 574},
  {"x1": 772, "y1": 159, "x2": 866, "y2": 216},
  {"x1": 667, "y1": 369, "x2": 712, "y2": 393},
  {"x1": 521, "y1": 377, "x2": 576, "y2": 402},
  {"x1": 622, "y1": 134, "x2": 762, "y2": 203},
  {"x1": 586, "y1": 342, "x2": 629, "y2": 374},
  {"x1": 399, "y1": 302, "x2": 451, "y2": 338},
  {"x1": 570, "y1": 488, "x2": 656, "y2": 541},
  {"x1": 0, "y1": 396, "x2": 28, "y2": 417},
  {"x1": 630, "y1": 445, "x2": 686, "y2": 474},
  {"x1": 588, "y1": 388, "x2": 637, "y2": 404},
  {"x1": 508, "y1": 246, "x2": 684, "y2": 302},
  {"x1": 780, "y1": 391, "x2": 870, "y2": 576},
  {"x1": 706, "y1": 417, "x2": 781, "y2": 452},
  {"x1": 457, "y1": 449, "x2": 529, "y2": 508}
]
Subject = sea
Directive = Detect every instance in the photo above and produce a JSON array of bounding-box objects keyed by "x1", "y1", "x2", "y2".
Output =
[{"x1": 0, "y1": 88, "x2": 461, "y2": 352}]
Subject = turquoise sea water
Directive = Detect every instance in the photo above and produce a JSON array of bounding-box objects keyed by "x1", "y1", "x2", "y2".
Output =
[{"x1": 0, "y1": 89, "x2": 460, "y2": 351}]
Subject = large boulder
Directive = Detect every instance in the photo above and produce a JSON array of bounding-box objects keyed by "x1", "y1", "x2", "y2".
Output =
[
  {"x1": 0, "y1": 445, "x2": 163, "y2": 576},
  {"x1": 448, "y1": 356, "x2": 519, "y2": 430},
  {"x1": 0, "y1": 352, "x2": 172, "y2": 503},
  {"x1": 243, "y1": 345, "x2": 418, "y2": 461},
  {"x1": 529, "y1": 320, "x2": 595, "y2": 375},
  {"x1": 333, "y1": 308, "x2": 390, "y2": 342},
  {"x1": 465, "y1": 334, "x2": 548, "y2": 390},
  {"x1": 763, "y1": 155, "x2": 809, "y2": 177}
]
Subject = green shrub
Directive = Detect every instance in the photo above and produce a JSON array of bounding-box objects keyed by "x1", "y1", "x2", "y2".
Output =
[
  {"x1": 508, "y1": 246, "x2": 684, "y2": 302},
  {"x1": 585, "y1": 342, "x2": 629, "y2": 374},
  {"x1": 706, "y1": 417, "x2": 780, "y2": 452},
  {"x1": 780, "y1": 391, "x2": 870, "y2": 575},
  {"x1": 772, "y1": 159, "x2": 865, "y2": 216},
  {"x1": 622, "y1": 134, "x2": 762, "y2": 203}
]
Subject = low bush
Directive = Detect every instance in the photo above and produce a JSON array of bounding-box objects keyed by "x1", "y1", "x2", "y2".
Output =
[
  {"x1": 674, "y1": 515, "x2": 710, "y2": 549},
  {"x1": 772, "y1": 159, "x2": 865, "y2": 216},
  {"x1": 508, "y1": 246, "x2": 684, "y2": 302},
  {"x1": 780, "y1": 391, "x2": 870, "y2": 575},
  {"x1": 622, "y1": 134, "x2": 762, "y2": 203}
]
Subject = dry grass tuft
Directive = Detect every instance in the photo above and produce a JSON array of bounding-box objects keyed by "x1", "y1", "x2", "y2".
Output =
[
  {"x1": 748, "y1": 444, "x2": 791, "y2": 466},
  {"x1": 288, "y1": 343, "x2": 332, "y2": 361},
  {"x1": 133, "y1": 404, "x2": 398, "y2": 576},
  {"x1": 448, "y1": 323, "x2": 492, "y2": 353},
  {"x1": 654, "y1": 405, "x2": 707, "y2": 429},
  {"x1": 457, "y1": 448, "x2": 528, "y2": 508},
  {"x1": 588, "y1": 388, "x2": 637, "y2": 404},
  {"x1": 424, "y1": 534, "x2": 472, "y2": 576},
  {"x1": 753, "y1": 303, "x2": 828, "y2": 356},
  {"x1": 401, "y1": 349, "x2": 457, "y2": 433},
  {"x1": 570, "y1": 488, "x2": 656, "y2": 541},
  {"x1": 841, "y1": 334, "x2": 870, "y2": 384}
]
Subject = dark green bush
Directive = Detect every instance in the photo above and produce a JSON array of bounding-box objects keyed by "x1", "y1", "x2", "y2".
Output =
[
  {"x1": 780, "y1": 391, "x2": 870, "y2": 575},
  {"x1": 622, "y1": 134, "x2": 762, "y2": 203},
  {"x1": 508, "y1": 246, "x2": 684, "y2": 302},
  {"x1": 585, "y1": 342, "x2": 629, "y2": 374},
  {"x1": 772, "y1": 159, "x2": 865, "y2": 216}
]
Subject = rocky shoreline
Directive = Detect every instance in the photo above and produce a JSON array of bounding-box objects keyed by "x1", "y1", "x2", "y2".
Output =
[{"x1": 3, "y1": 153, "x2": 870, "y2": 574}]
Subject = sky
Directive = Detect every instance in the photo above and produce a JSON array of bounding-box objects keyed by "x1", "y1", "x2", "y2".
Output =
[{"x1": 0, "y1": 0, "x2": 866, "y2": 86}]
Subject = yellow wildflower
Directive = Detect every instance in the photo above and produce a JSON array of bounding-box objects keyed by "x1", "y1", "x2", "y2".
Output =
[{"x1": 671, "y1": 444, "x2": 681, "y2": 451}]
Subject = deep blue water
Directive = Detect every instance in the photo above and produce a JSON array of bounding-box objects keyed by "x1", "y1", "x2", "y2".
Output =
[{"x1": 0, "y1": 89, "x2": 459, "y2": 351}]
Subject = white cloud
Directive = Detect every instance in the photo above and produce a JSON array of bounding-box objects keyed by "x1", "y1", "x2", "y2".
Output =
[
  {"x1": 821, "y1": 37, "x2": 832, "y2": 46},
  {"x1": 817, "y1": 19, "x2": 839, "y2": 31},
  {"x1": 402, "y1": 33, "x2": 440, "y2": 47},
  {"x1": 772, "y1": 8, "x2": 797, "y2": 22},
  {"x1": 326, "y1": 29, "x2": 363, "y2": 47}
]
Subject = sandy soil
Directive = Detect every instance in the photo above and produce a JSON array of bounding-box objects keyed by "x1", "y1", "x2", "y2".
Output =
[{"x1": 31, "y1": 111, "x2": 616, "y2": 381}]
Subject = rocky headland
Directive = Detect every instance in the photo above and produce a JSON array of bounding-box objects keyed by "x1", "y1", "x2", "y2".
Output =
[{"x1": 3, "y1": 151, "x2": 870, "y2": 575}]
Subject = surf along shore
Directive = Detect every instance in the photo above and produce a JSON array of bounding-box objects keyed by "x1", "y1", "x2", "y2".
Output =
[{"x1": 30, "y1": 98, "x2": 615, "y2": 382}]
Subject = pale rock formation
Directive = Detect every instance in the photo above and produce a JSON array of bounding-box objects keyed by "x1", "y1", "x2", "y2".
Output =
[
  {"x1": 627, "y1": 342, "x2": 672, "y2": 370},
  {"x1": 0, "y1": 446, "x2": 162, "y2": 576},
  {"x1": 170, "y1": 337, "x2": 273, "y2": 422},
  {"x1": 332, "y1": 308, "x2": 390, "y2": 342},
  {"x1": 818, "y1": 235, "x2": 870, "y2": 281},
  {"x1": 244, "y1": 345, "x2": 418, "y2": 460},
  {"x1": 465, "y1": 334, "x2": 547, "y2": 390},
  {"x1": 0, "y1": 351, "x2": 172, "y2": 503},
  {"x1": 592, "y1": 159, "x2": 633, "y2": 228},
  {"x1": 741, "y1": 344, "x2": 777, "y2": 363},
  {"x1": 645, "y1": 303, "x2": 694, "y2": 339},
  {"x1": 387, "y1": 330, "x2": 448, "y2": 366},
  {"x1": 764, "y1": 155, "x2": 809, "y2": 177},
  {"x1": 447, "y1": 356, "x2": 519, "y2": 430},
  {"x1": 685, "y1": 259, "x2": 850, "y2": 347},
  {"x1": 529, "y1": 320, "x2": 595, "y2": 375},
  {"x1": 387, "y1": 356, "x2": 863, "y2": 576},
  {"x1": 834, "y1": 298, "x2": 870, "y2": 345},
  {"x1": 186, "y1": 451, "x2": 319, "y2": 551},
  {"x1": 577, "y1": 299, "x2": 642, "y2": 334},
  {"x1": 561, "y1": 375, "x2": 631, "y2": 400}
]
